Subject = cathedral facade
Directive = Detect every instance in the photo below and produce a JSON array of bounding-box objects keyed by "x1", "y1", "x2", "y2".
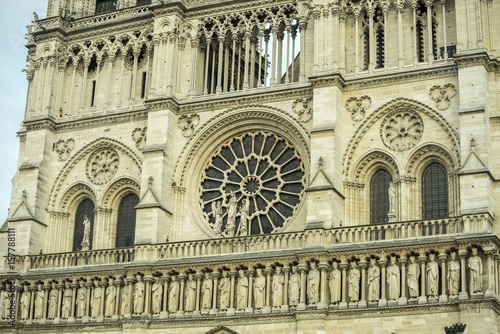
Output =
[{"x1": 0, "y1": 0, "x2": 499, "y2": 333}]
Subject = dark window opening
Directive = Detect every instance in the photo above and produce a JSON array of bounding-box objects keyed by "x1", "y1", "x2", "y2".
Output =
[
  {"x1": 73, "y1": 199, "x2": 95, "y2": 251},
  {"x1": 90, "y1": 80, "x2": 96, "y2": 107},
  {"x1": 136, "y1": 0, "x2": 152, "y2": 5},
  {"x1": 141, "y1": 72, "x2": 147, "y2": 99},
  {"x1": 96, "y1": 0, "x2": 116, "y2": 14},
  {"x1": 422, "y1": 162, "x2": 449, "y2": 219},
  {"x1": 370, "y1": 169, "x2": 392, "y2": 225},
  {"x1": 116, "y1": 194, "x2": 139, "y2": 247},
  {"x1": 375, "y1": 27, "x2": 384, "y2": 69}
]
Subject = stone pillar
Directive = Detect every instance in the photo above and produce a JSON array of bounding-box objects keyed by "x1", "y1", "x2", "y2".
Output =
[
  {"x1": 228, "y1": 271, "x2": 236, "y2": 316},
  {"x1": 210, "y1": 273, "x2": 219, "y2": 315},
  {"x1": 69, "y1": 282, "x2": 77, "y2": 322},
  {"x1": 283, "y1": 267, "x2": 290, "y2": 310},
  {"x1": 245, "y1": 270, "x2": 254, "y2": 314},
  {"x1": 177, "y1": 275, "x2": 186, "y2": 317},
  {"x1": 459, "y1": 249, "x2": 469, "y2": 299},
  {"x1": 378, "y1": 259, "x2": 387, "y2": 307},
  {"x1": 439, "y1": 254, "x2": 448, "y2": 302},
  {"x1": 485, "y1": 248, "x2": 495, "y2": 297},
  {"x1": 263, "y1": 268, "x2": 272, "y2": 314},
  {"x1": 399, "y1": 258, "x2": 408, "y2": 305},
  {"x1": 83, "y1": 282, "x2": 92, "y2": 322},
  {"x1": 113, "y1": 280, "x2": 121, "y2": 320},
  {"x1": 159, "y1": 277, "x2": 169, "y2": 319},
  {"x1": 297, "y1": 265, "x2": 307, "y2": 311},
  {"x1": 41, "y1": 283, "x2": 50, "y2": 324},
  {"x1": 55, "y1": 282, "x2": 63, "y2": 323},
  {"x1": 28, "y1": 285, "x2": 35, "y2": 324},
  {"x1": 358, "y1": 261, "x2": 367, "y2": 308},
  {"x1": 318, "y1": 264, "x2": 328, "y2": 310},
  {"x1": 418, "y1": 257, "x2": 427, "y2": 304},
  {"x1": 124, "y1": 277, "x2": 134, "y2": 319},
  {"x1": 339, "y1": 263, "x2": 348, "y2": 309},
  {"x1": 142, "y1": 276, "x2": 153, "y2": 319}
]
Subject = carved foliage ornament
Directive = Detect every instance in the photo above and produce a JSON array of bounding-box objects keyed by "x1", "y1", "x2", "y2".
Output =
[
  {"x1": 291, "y1": 98, "x2": 313, "y2": 123},
  {"x1": 429, "y1": 83, "x2": 457, "y2": 110},
  {"x1": 346, "y1": 95, "x2": 371, "y2": 121},
  {"x1": 86, "y1": 148, "x2": 120, "y2": 185},
  {"x1": 380, "y1": 109, "x2": 423, "y2": 151},
  {"x1": 200, "y1": 131, "x2": 305, "y2": 236},
  {"x1": 178, "y1": 114, "x2": 200, "y2": 138},
  {"x1": 131, "y1": 127, "x2": 147, "y2": 150},
  {"x1": 54, "y1": 138, "x2": 75, "y2": 161}
]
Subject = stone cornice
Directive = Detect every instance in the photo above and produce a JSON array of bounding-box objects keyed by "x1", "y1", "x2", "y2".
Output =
[
  {"x1": 454, "y1": 50, "x2": 499, "y2": 72},
  {"x1": 186, "y1": 0, "x2": 297, "y2": 18}
]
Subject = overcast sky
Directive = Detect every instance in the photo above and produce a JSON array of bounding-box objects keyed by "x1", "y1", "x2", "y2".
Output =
[{"x1": 1, "y1": 1, "x2": 48, "y2": 222}]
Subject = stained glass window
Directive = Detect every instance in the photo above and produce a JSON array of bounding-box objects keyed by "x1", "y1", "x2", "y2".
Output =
[
  {"x1": 116, "y1": 194, "x2": 139, "y2": 247},
  {"x1": 422, "y1": 163, "x2": 448, "y2": 219},
  {"x1": 370, "y1": 169, "x2": 392, "y2": 225}
]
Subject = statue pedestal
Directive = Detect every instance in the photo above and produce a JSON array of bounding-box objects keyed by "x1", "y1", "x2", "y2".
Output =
[
  {"x1": 428, "y1": 296, "x2": 438, "y2": 303},
  {"x1": 348, "y1": 301, "x2": 358, "y2": 309},
  {"x1": 123, "y1": 313, "x2": 132, "y2": 320},
  {"x1": 387, "y1": 299, "x2": 398, "y2": 307},
  {"x1": 67, "y1": 316, "x2": 75, "y2": 323},
  {"x1": 471, "y1": 292, "x2": 483, "y2": 299},
  {"x1": 418, "y1": 296, "x2": 428, "y2": 304},
  {"x1": 485, "y1": 289, "x2": 495, "y2": 297},
  {"x1": 328, "y1": 303, "x2": 339, "y2": 310},
  {"x1": 81, "y1": 315, "x2": 90, "y2": 323},
  {"x1": 459, "y1": 292, "x2": 469, "y2": 300},
  {"x1": 387, "y1": 211, "x2": 396, "y2": 223},
  {"x1": 244, "y1": 307, "x2": 253, "y2": 315},
  {"x1": 280, "y1": 305, "x2": 289, "y2": 313},
  {"x1": 226, "y1": 308, "x2": 235, "y2": 316},
  {"x1": 140, "y1": 312, "x2": 151, "y2": 320},
  {"x1": 358, "y1": 300, "x2": 367, "y2": 308},
  {"x1": 96, "y1": 315, "x2": 104, "y2": 322},
  {"x1": 317, "y1": 301, "x2": 327, "y2": 310},
  {"x1": 111, "y1": 315, "x2": 119, "y2": 321},
  {"x1": 80, "y1": 241, "x2": 90, "y2": 252},
  {"x1": 209, "y1": 309, "x2": 218, "y2": 316},
  {"x1": 262, "y1": 306, "x2": 271, "y2": 314},
  {"x1": 377, "y1": 298, "x2": 387, "y2": 307},
  {"x1": 159, "y1": 311, "x2": 168, "y2": 319},
  {"x1": 235, "y1": 309, "x2": 245, "y2": 316},
  {"x1": 297, "y1": 303, "x2": 306, "y2": 311},
  {"x1": 367, "y1": 301, "x2": 377, "y2": 308},
  {"x1": 39, "y1": 318, "x2": 47, "y2": 324},
  {"x1": 338, "y1": 301, "x2": 348, "y2": 309},
  {"x1": 175, "y1": 310, "x2": 184, "y2": 318},
  {"x1": 439, "y1": 294, "x2": 448, "y2": 302},
  {"x1": 53, "y1": 317, "x2": 60, "y2": 324},
  {"x1": 192, "y1": 310, "x2": 201, "y2": 317},
  {"x1": 398, "y1": 297, "x2": 407, "y2": 305}
]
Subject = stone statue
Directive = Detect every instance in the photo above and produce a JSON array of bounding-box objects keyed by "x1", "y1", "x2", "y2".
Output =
[
  {"x1": 105, "y1": 278, "x2": 116, "y2": 317},
  {"x1": 219, "y1": 270, "x2": 230, "y2": 310},
  {"x1": 120, "y1": 284, "x2": 128, "y2": 316},
  {"x1": 168, "y1": 275, "x2": 179, "y2": 313},
  {"x1": 213, "y1": 201, "x2": 223, "y2": 237},
  {"x1": 201, "y1": 272, "x2": 213, "y2": 309},
  {"x1": 47, "y1": 281, "x2": 58, "y2": 319},
  {"x1": 225, "y1": 192, "x2": 238, "y2": 237},
  {"x1": 34, "y1": 283, "x2": 44, "y2": 319},
  {"x1": 447, "y1": 251, "x2": 460, "y2": 296},
  {"x1": 272, "y1": 266, "x2": 284, "y2": 307},
  {"x1": 185, "y1": 273, "x2": 196, "y2": 312},
  {"x1": 367, "y1": 258, "x2": 380, "y2": 302},
  {"x1": 20, "y1": 285, "x2": 30, "y2": 320},
  {"x1": 91, "y1": 280, "x2": 102, "y2": 318},
  {"x1": 151, "y1": 276, "x2": 163, "y2": 314},
  {"x1": 307, "y1": 261, "x2": 320, "y2": 304},
  {"x1": 236, "y1": 269, "x2": 248, "y2": 310},
  {"x1": 238, "y1": 198, "x2": 250, "y2": 236},
  {"x1": 133, "y1": 275, "x2": 145, "y2": 314},
  {"x1": 388, "y1": 182, "x2": 395, "y2": 212},
  {"x1": 2, "y1": 283, "x2": 10, "y2": 319},
  {"x1": 348, "y1": 261, "x2": 360, "y2": 302},
  {"x1": 76, "y1": 281, "x2": 87, "y2": 318},
  {"x1": 387, "y1": 256, "x2": 400, "y2": 300},
  {"x1": 61, "y1": 281, "x2": 72, "y2": 319},
  {"x1": 407, "y1": 255, "x2": 420, "y2": 298},
  {"x1": 468, "y1": 247, "x2": 483, "y2": 293},
  {"x1": 329, "y1": 261, "x2": 341, "y2": 304},
  {"x1": 289, "y1": 265, "x2": 301, "y2": 306},
  {"x1": 253, "y1": 268, "x2": 265, "y2": 309},
  {"x1": 81, "y1": 215, "x2": 91, "y2": 250},
  {"x1": 426, "y1": 253, "x2": 439, "y2": 298}
]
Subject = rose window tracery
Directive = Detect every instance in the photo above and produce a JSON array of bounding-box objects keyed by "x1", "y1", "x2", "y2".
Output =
[
  {"x1": 200, "y1": 132, "x2": 305, "y2": 236},
  {"x1": 86, "y1": 148, "x2": 120, "y2": 185},
  {"x1": 381, "y1": 109, "x2": 423, "y2": 151}
]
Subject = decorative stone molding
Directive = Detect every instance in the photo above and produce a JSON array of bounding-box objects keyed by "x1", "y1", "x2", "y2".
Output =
[
  {"x1": 178, "y1": 114, "x2": 200, "y2": 138},
  {"x1": 292, "y1": 97, "x2": 313, "y2": 123},
  {"x1": 345, "y1": 95, "x2": 371, "y2": 121},
  {"x1": 429, "y1": 84, "x2": 457, "y2": 110},
  {"x1": 54, "y1": 138, "x2": 75, "y2": 162},
  {"x1": 131, "y1": 127, "x2": 147, "y2": 150},
  {"x1": 86, "y1": 148, "x2": 120, "y2": 185},
  {"x1": 380, "y1": 109, "x2": 423, "y2": 152}
]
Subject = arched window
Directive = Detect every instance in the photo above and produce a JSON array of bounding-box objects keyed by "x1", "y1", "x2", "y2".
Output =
[
  {"x1": 370, "y1": 169, "x2": 392, "y2": 224},
  {"x1": 73, "y1": 199, "x2": 95, "y2": 251},
  {"x1": 116, "y1": 194, "x2": 139, "y2": 247},
  {"x1": 422, "y1": 162, "x2": 448, "y2": 219}
]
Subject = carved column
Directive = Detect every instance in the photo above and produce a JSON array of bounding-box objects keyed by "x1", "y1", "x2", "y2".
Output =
[
  {"x1": 379, "y1": 259, "x2": 387, "y2": 307},
  {"x1": 124, "y1": 277, "x2": 134, "y2": 319},
  {"x1": 399, "y1": 258, "x2": 408, "y2": 305},
  {"x1": 318, "y1": 264, "x2": 328, "y2": 310},
  {"x1": 194, "y1": 273, "x2": 202, "y2": 316},
  {"x1": 228, "y1": 270, "x2": 236, "y2": 316},
  {"x1": 69, "y1": 282, "x2": 77, "y2": 322},
  {"x1": 485, "y1": 248, "x2": 495, "y2": 297},
  {"x1": 28, "y1": 285, "x2": 35, "y2": 323},
  {"x1": 188, "y1": 38, "x2": 199, "y2": 96},
  {"x1": 299, "y1": 22, "x2": 307, "y2": 81},
  {"x1": 263, "y1": 268, "x2": 272, "y2": 314},
  {"x1": 210, "y1": 272, "x2": 219, "y2": 315},
  {"x1": 418, "y1": 257, "x2": 427, "y2": 304},
  {"x1": 78, "y1": 57, "x2": 90, "y2": 114},
  {"x1": 283, "y1": 267, "x2": 290, "y2": 309},
  {"x1": 358, "y1": 261, "x2": 367, "y2": 308},
  {"x1": 246, "y1": 270, "x2": 254, "y2": 314},
  {"x1": 41, "y1": 283, "x2": 50, "y2": 323},
  {"x1": 160, "y1": 277, "x2": 169, "y2": 319},
  {"x1": 459, "y1": 249, "x2": 469, "y2": 299},
  {"x1": 339, "y1": 263, "x2": 348, "y2": 309},
  {"x1": 439, "y1": 254, "x2": 448, "y2": 302},
  {"x1": 84, "y1": 282, "x2": 92, "y2": 321},
  {"x1": 178, "y1": 275, "x2": 186, "y2": 316},
  {"x1": 113, "y1": 279, "x2": 121, "y2": 319},
  {"x1": 143, "y1": 276, "x2": 153, "y2": 318},
  {"x1": 55, "y1": 282, "x2": 63, "y2": 323},
  {"x1": 297, "y1": 265, "x2": 307, "y2": 310}
]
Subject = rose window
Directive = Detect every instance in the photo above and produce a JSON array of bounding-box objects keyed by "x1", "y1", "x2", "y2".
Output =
[
  {"x1": 86, "y1": 148, "x2": 120, "y2": 185},
  {"x1": 381, "y1": 109, "x2": 423, "y2": 151},
  {"x1": 200, "y1": 132, "x2": 305, "y2": 236}
]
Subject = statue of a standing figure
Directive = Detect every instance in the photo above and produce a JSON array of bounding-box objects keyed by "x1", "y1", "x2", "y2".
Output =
[
  {"x1": 426, "y1": 253, "x2": 439, "y2": 298},
  {"x1": 61, "y1": 281, "x2": 72, "y2": 319},
  {"x1": 120, "y1": 283, "x2": 128, "y2": 316},
  {"x1": 212, "y1": 201, "x2": 223, "y2": 237},
  {"x1": 168, "y1": 275, "x2": 179, "y2": 313},
  {"x1": 34, "y1": 283, "x2": 45, "y2": 320},
  {"x1": 307, "y1": 261, "x2": 320, "y2": 304},
  {"x1": 367, "y1": 258, "x2": 380, "y2": 302},
  {"x1": 447, "y1": 251, "x2": 460, "y2": 297},
  {"x1": 81, "y1": 215, "x2": 91, "y2": 251},
  {"x1": 386, "y1": 256, "x2": 400, "y2": 300},
  {"x1": 219, "y1": 270, "x2": 230, "y2": 310},
  {"x1": 133, "y1": 275, "x2": 145, "y2": 314},
  {"x1": 289, "y1": 265, "x2": 301, "y2": 306},
  {"x1": 185, "y1": 273, "x2": 196, "y2": 312},
  {"x1": 388, "y1": 182, "x2": 396, "y2": 213},
  {"x1": 201, "y1": 272, "x2": 212, "y2": 310},
  {"x1": 225, "y1": 192, "x2": 237, "y2": 237},
  {"x1": 348, "y1": 261, "x2": 360, "y2": 302},
  {"x1": 468, "y1": 247, "x2": 483, "y2": 293},
  {"x1": 329, "y1": 261, "x2": 341, "y2": 304},
  {"x1": 238, "y1": 198, "x2": 250, "y2": 236},
  {"x1": 253, "y1": 268, "x2": 265, "y2": 309},
  {"x1": 76, "y1": 281, "x2": 87, "y2": 318},
  {"x1": 272, "y1": 266, "x2": 284, "y2": 307},
  {"x1": 236, "y1": 269, "x2": 248, "y2": 310},
  {"x1": 407, "y1": 255, "x2": 420, "y2": 298},
  {"x1": 47, "y1": 281, "x2": 58, "y2": 319},
  {"x1": 91, "y1": 279, "x2": 102, "y2": 318},
  {"x1": 105, "y1": 278, "x2": 116, "y2": 317},
  {"x1": 20, "y1": 285, "x2": 30, "y2": 320},
  {"x1": 151, "y1": 276, "x2": 162, "y2": 314}
]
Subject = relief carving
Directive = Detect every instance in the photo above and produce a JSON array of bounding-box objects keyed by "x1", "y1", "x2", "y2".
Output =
[
  {"x1": 380, "y1": 109, "x2": 423, "y2": 151},
  {"x1": 178, "y1": 114, "x2": 200, "y2": 138},
  {"x1": 86, "y1": 148, "x2": 120, "y2": 185},
  {"x1": 429, "y1": 83, "x2": 456, "y2": 110},
  {"x1": 54, "y1": 138, "x2": 75, "y2": 161},
  {"x1": 345, "y1": 95, "x2": 371, "y2": 121},
  {"x1": 291, "y1": 97, "x2": 313, "y2": 123},
  {"x1": 131, "y1": 127, "x2": 147, "y2": 150}
]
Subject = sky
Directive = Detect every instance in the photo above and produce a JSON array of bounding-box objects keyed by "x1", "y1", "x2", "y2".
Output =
[{"x1": 0, "y1": 1, "x2": 48, "y2": 222}]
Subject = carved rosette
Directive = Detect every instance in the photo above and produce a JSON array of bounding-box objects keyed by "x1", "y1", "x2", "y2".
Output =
[
  {"x1": 429, "y1": 84, "x2": 457, "y2": 110},
  {"x1": 54, "y1": 138, "x2": 75, "y2": 161},
  {"x1": 380, "y1": 109, "x2": 423, "y2": 151},
  {"x1": 178, "y1": 114, "x2": 200, "y2": 138},
  {"x1": 131, "y1": 127, "x2": 147, "y2": 150},
  {"x1": 86, "y1": 148, "x2": 120, "y2": 185},
  {"x1": 291, "y1": 98, "x2": 313, "y2": 123},
  {"x1": 345, "y1": 95, "x2": 371, "y2": 121},
  {"x1": 200, "y1": 131, "x2": 305, "y2": 235}
]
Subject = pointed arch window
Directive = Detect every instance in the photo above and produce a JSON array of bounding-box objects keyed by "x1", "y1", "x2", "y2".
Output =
[
  {"x1": 422, "y1": 162, "x2": 448, "y2": 219},
  {"x1": 73, "y1": 199, "x2": 95, "y2": 251},
  {"x1": 370, "y1": 169, "x2": 392, "y2": 225},
  {"x1": 95, "y1": 0, "x2": 116, "y2": 14},
  {"x1": 116, "y1": 194, "x2": 139, "y2": 247}
]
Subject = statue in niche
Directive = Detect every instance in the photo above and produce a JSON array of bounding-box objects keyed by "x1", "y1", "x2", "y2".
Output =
[
  {"x1": 387, "y1": 256, "x2": 400, "y2": 300},
  {"x1": 185, "y1": 273, "x2": 196, "y2": 312},
  {"x1": 81, "y1": 215, "x2": 91, "y2": 251},
  {"x1": 168, "y1": 275, "x2": 179, "y2": 313},
  {"x1": 348, "y1": 261, "x2": 360, "y2": 302},
  {"x1": 151, "y1": 276, "x2": 163, "y2": 314},
  {"x1": 407, "y1": 255, "x2": 420, "y2": 298},
  {"x1": 238, "y1": 198, "x2": 249, "y2": 236},
  {"x1": 289, "y1": 265, "x2": 301, "y2": 306},
  {"x1": 388, "y1": 182, "x2": 396, "y2": 213},
  {"x1": 105, "y1": 278, "x2": 116, "y2": 317},
  {"x1": 120, "y1": 283, "x2": 128, "y2": 316},
  {"x1": 236, "y1": 269, "x2": 248, "y2": 310},
  {"x1": 219, "y1": 270, "x2": 230, "y2": 310},
  {"x1": 201, "y1": 272, "x2": 213, "y2": 309},
  {"x1": 91, "y1": 280, "x2": 102, "y2": 318},
  {"x1": 426, "y1": 253, "x2": 439, "y2": 298},
  {"x1": 225, "y1": 192, "x2": 238, "y2": 237},
  {"x1": 367, "y1": 258, "x2": 380, "y2": 302},
  {"x1": 468, "y1": 247, "x2": 483, "y2": 293},
  {"x1": 61, "y1": 281, "x2": 72, "y2": 319},
  {"x1": 2, "y1": 283, "x2": 10, "y2": 319},
  {"x1": 20, "y1": 285, "x2": 30, "y2": 320},
  {"x1": 447, "y1": 251, "x2": 460, "y2": 296},
  {"x1": 47, "y1": 281, "x2": 58, "y2": 319},
  {"x1": 34, "y1": 283, "x2": 45, "y2": 319},
  {"x1": 253, "y1": 267, "x2": 265, "y2": 309},
  {"x1": 272, "y1": 266, "x2": 284, "y2": 307},
  {"x1": 133, "y1": 275, "x2": 145, "y2": 314},
  {"x1": 329, "y1": 261, "x2": 341, "y2": 304},
  {"x1": 212, "y1": 201, "x2": 223, "y2": 237},
  {"x1": 307, "y1": 261, "x2": 320, "y2": 304},
  {"x1": 76, "y1": 281, "x2": 87, "y2": 318}
]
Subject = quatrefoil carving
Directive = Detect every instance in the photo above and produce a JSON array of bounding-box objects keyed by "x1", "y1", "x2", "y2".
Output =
[
  {"x1": 345, "y1": 95, "x2": 371, "y2": 121},
  {"x1": 429, "y1": 84, "x2": 457, "y2": 110},
  {"x1": 54, "y1": 138, "x2": 75, "y2": 162},
  {"x1": 178, "y1": 114, "x2": 200, "y2": 138},
  {"x1": 291, "y1": 97, "x2": 313, "y2": 123},
  {"x1": 131, "y1": 127, "x2": 147, "y2": 150}
]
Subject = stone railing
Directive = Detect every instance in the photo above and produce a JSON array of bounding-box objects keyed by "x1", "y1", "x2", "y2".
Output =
[{"x1": 8, "y1": 217, "x2": 468, "y2": 273}]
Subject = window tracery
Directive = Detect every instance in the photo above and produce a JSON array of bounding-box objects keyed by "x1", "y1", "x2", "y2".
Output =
[
  {"x1": 116, "y1": 194, "x2": 139, "y2": 247},
  {"x1": 73, "y1": 199, "x2": 95, "y2": 251},
  {"x1": 422, "y1": 162, "x2": 448, "y2": 219},
  {"x1": 370, "y1": 169, "x2": 392, "y2": 225}
]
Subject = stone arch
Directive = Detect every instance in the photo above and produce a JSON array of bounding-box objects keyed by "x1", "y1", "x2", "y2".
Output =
[
  {"x1": 101, "y1": 177, "x2": 140, "y2": 209},
  {"x1": 205, "y1": 326, "x2": 239, "y2": 334},
  {"x1": 351, "y1": 149, "x2": 400, "y2": 184},
  {"x1": 59, "y1": 182, "x2": 97, "y2": 213}
]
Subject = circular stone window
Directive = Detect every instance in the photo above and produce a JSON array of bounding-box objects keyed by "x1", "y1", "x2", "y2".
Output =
[
  {"x1": 380, "y1": 109, "x2": 423, "y2": 151},
  {"x1": 86, "y1": 148, "x2": 120, "y2": 185},
  {"x1": 200, "y1": 131, "x2": 305, "y2": 236}
]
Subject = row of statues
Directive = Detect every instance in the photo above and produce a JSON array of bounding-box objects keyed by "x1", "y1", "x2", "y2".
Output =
[
  {"x1": 2, "y1": 248, "x2": 484, "y2": 322},
  {"x1": 211, "y1": 192, "x2": 250, "y2": 238}
]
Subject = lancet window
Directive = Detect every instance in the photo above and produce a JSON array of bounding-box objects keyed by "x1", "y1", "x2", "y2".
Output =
[
  {"x1": 95, "y1": 0, "x2": 116, "y2": 14},
  {"x1": 116, "y1": 194, "x2": 139, "y2": 247},
  {"x1": 415, "y1": 1, "x2": 438, "y2": 63},
  {"x1": 73, "y1": 199, "x2": 95, "y2": 251},
  {"x1": 422, "y1": 162, "x2": 448, "y2": 219},
  {"x1": 370, "y1": 169, "x2": 392, "y2": 225}
]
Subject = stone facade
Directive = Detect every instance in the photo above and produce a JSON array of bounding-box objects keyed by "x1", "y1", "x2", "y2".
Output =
[{"x1": 1, "y1": 0, "x2": 500, "y2": 333}]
